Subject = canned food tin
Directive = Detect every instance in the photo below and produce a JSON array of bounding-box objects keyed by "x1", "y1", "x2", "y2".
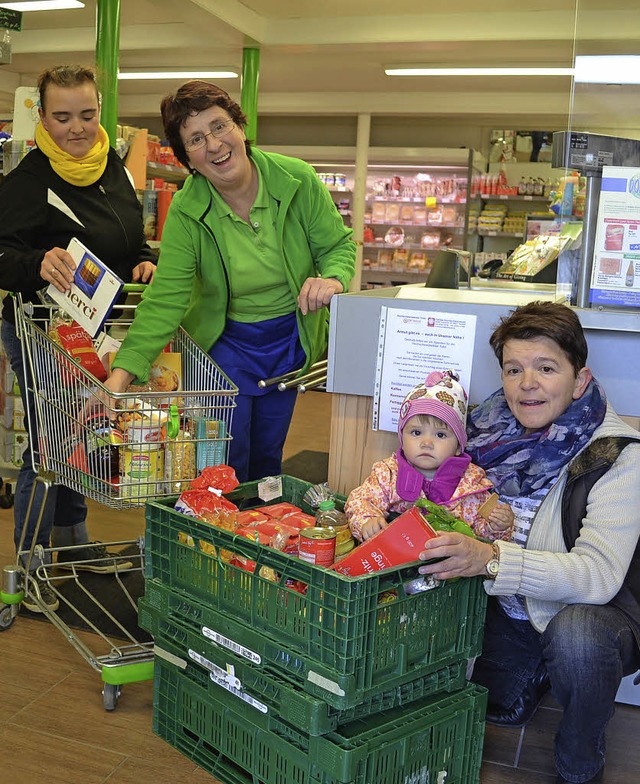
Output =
[
  {"x1": 335, "y1": 173, "x2": 346, "y2": 188},
  {"x1": 120, "y1": 447, "x2": 164, "y2": 498},
  {"x1": 324, "y1": 173, "x2": 335, "y2": 187},
  {"x1": 298, "y1": 527, "x2": 336, "y2": 567}
]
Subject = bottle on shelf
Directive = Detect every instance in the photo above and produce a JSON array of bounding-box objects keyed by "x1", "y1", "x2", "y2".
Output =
[{"x1": 626, "y1": 260, "x2": 635, "y2": 288}]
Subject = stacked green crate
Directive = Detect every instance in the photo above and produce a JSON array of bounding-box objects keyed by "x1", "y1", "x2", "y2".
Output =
[{"x1": 141, "y1": 475, "x2": 488, "y2": 783}]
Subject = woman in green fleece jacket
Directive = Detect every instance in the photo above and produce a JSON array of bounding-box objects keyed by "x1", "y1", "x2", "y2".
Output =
[{"x1": 106, "y1": 81, "x2": 355, "y2": 481}]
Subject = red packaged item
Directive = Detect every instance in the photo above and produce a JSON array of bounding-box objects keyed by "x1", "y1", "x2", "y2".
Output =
[
  {"x1": 49, "y1": 321, "x2": 108, "y2": 383},
  {"x1": 236, "y1": 520, "x2": 300, "y2": 553},
  {"x1": 174, "y1": 489, "x2": 238, "y2": 519},
  {"x1": 236, "y1": 509, "x2": 269, "y2": 527},
  {"x1": 332, "y1": 507, "x2": 438, "y2": 576},
  {"x1": 255, "y1": 502, "x2": 301, "y2": 518},
  {"x1": 280, "y1": 511, "x2": 316, "y2": 529},
  {"x1": 190, "y1": 464, "x2": 239, "y2": 494}
]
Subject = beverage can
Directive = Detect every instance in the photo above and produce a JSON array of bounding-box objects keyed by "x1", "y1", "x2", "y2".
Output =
[{"x1": 298, "y1": 527, "x2": 336, "y2": 567}]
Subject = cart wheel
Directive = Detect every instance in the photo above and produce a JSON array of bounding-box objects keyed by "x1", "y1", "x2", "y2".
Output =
[
  {"x1": 0, "y1": 604, "x2": 16, "y2": 631},
  {"x1": 102, "y1": 683, "x2": 121, "y2": 711}
]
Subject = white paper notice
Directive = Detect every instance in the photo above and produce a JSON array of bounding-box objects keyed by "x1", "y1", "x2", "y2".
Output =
[{"x1": 372, "y1": 307, "x2": 477, "y2": 432}]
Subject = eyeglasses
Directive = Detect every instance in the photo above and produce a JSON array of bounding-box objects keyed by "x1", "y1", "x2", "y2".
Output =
[{"x1": 184, "y1": 119, "x2": 235, "y2": 152}]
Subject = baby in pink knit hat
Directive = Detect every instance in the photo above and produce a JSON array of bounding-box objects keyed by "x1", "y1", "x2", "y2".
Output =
[{"x1": 345, "y1": 370, "x2": 514, "y2": 542}]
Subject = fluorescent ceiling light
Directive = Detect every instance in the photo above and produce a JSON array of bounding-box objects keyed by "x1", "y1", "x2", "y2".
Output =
[
  {"x1": 574, "y1": 55, "x2": 640, "y2": 84},
  {"x1": 118, "y1": 70, "x2": 238, "y2": 81},
  {"x1": 0, "y1": 1, "x2": 84, "y2": 9},
  {"x1": 385, "y1": 67, "x2": 574, "y2": 77}
]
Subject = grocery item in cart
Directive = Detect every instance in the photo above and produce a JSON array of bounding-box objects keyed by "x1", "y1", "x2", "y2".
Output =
[{"x1": 49, "y1": 319, "x2": 107, "y2": 383}]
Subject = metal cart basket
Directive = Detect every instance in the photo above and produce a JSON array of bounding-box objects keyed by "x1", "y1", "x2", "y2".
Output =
[{"x1": 0, "y1": 291, "x2": 237, "y2": 709}]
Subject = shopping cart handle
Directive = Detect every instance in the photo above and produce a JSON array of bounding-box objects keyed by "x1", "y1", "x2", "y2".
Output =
[{"x1": 122, "y1": 283, "x2": 147, "y2": 293}]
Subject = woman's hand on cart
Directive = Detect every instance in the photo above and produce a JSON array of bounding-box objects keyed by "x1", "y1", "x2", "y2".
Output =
[
  {"x1": 40, "y1": 247, "x2": 76, "y2": 293},
  {"x1": 131, "y1": 261, "x2": 156, "y2": 284},
  {"x1": 79, "y1": 369, "x2": 135, "y2": 423}
]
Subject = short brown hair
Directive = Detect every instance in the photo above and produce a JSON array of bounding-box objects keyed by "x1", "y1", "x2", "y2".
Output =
[
  {"x1": 38, "y1": 65, "x2": 99, "y2": 112},
  {"x1": 160, "y1": 81, "x2": 249, "y2": 170},
  {"x1": 489, "y1": 301, "x2": 588, "y2": 376}
]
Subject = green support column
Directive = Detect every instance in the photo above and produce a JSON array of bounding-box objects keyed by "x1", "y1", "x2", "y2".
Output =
[
  {"x1": 95, "y1": 0, "x2": 121, "y2": 147},
  {"x1": 241, "y1": 47, "x2": 260, "y2": 144}
]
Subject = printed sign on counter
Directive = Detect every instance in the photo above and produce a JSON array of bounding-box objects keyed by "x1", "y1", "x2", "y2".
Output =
[
  {"x1": 590, "y1": 166, "x2": 640, "y2": 308},
  {"x1": 372, "y1": 306, "x2": 476, "y2": 432}
]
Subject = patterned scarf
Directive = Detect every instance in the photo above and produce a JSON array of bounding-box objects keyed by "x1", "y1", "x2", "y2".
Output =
[
  {"x1": 35, "y1": 121, "x2": 109, "y2": 186},
  {"x1": 466, "y1": 378, "x2": 607, "y2": 499}
]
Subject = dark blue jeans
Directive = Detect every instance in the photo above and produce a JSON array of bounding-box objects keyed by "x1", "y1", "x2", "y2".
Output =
[
  {"x1": 473, "y1": 596, "x2": 640, "y2": 783},
  {"x1": 2, "y1": 319, "x2": 87, "y2": 562}
]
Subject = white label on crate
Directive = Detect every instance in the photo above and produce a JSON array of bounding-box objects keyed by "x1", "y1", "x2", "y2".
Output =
[
  {"x1": 258, "y1": 475, "x2": 282, "y2": 502},
  {"x1": 153, "y1": 645, "x2": 187, "y2": 670},
  {"x1": 201, "y1": 626, "x2": 262, "y2": 664},
  {"x1": 209, "y1": 672, "x2": 269, "y2": 714},
  {"x1": 188, "y1": 648, "x2": 242, "y2": 690},
  {"x1": 307, "y1": 670, "x2": 345, "y2": 696},
  {"x1": 403, "y1": 767, "x2": 431, "y2": 784}
]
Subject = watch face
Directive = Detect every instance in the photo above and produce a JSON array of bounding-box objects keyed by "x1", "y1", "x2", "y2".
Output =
[{"x1": 486, "y1": 559, "x2": 500, "y2": 577}]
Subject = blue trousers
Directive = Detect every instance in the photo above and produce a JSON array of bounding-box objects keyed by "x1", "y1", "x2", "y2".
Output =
[
  {"x1": 472, "y1": 596, "x2": 640, "y2": 782},
  {"x1": 2, "y1": 319, "x2": 87, "y2": 559},
  {"x1": 209, "y1": 313, "x2": 307, "y2": 483}
]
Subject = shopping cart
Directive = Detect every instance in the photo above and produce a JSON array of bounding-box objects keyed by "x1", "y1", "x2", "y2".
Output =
[{"x1": 0, "y1": 289, "x2": 237, "y2": 709}]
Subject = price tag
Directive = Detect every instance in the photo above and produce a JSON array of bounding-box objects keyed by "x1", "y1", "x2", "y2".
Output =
[{"x1": 425, "y1": 196, "x2": 437, "y2": 209}]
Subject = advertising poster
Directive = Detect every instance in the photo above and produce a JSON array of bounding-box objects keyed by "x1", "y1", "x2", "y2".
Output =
[
  {"x1": 372, "y1": 307, "x2": 476, "y2": 432},
  {"x1": 590, "y1": 166, "x2": 640, "y2": 308}
]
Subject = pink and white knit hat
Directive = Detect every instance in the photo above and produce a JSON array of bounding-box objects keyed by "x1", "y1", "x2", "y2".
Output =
[{"x1": 397, "y1": 370, "x2": 469, "y2": 450}]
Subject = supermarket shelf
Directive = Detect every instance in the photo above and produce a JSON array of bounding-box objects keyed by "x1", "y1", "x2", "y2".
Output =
[
  {"x1": 363, "y1": 268, "x2": 429, "y2": 276},
  {"x1": 368, "y1": 197, "x2": 467, "y2": 204},
  {"x1": 146, "y1": 160, "x2": 187, "y2": 183},
  {"x1": 366, "y1": 221, "x2": 464, "y2": 229},
  {"x1": 475, "y1": 231, "x2": 524, "y2": 238},
  {"x1": 477, "y1": 194, "x2": 549, "y2": 202},
  {"x1": 364, "y1": 242, "x2": 463, "y2": 251}
]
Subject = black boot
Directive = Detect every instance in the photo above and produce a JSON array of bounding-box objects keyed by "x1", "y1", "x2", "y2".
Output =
[{"x1": 485, "y1": 665, "x2": 551, "y2": 728}]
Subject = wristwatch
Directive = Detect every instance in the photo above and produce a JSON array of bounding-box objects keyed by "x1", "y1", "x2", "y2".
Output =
[{"x1": 484, "y1": 542, "x2": 501, "y2": 579}]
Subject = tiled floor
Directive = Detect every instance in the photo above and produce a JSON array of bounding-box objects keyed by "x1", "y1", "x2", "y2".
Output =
[{"x1": 1, "y1": 390, "x2": 639, "y2": 783}]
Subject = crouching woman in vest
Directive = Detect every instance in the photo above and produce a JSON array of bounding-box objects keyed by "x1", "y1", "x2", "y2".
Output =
[{"x1": 418, "y1": 300, "x2": 640, "y2": 784}]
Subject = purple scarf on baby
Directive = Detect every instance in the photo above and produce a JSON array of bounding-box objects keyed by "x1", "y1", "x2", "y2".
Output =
[{"x1": 395, "y1": 448, "x2": 472, "y2": 504}]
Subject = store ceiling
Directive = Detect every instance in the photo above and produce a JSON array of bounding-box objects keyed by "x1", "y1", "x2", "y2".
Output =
[{"x1": 0, "y1": 0, "x2": 638, "y2": 130}]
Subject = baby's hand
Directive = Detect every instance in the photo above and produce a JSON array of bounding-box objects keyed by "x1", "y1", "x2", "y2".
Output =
[
  {"x1": 487, "y1": 502, "x2": 514, "y2": 532},
  {"x1": 360, "y1": 516, "x2": 388, "y2": 541}
]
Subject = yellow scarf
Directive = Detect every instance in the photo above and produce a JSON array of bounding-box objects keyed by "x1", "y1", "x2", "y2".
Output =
[{"x1": 35, "y1": 121, "x2": 109, "y2": 187}]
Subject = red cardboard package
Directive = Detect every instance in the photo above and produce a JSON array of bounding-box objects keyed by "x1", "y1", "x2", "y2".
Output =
[{"x1": 333, "y1": 506, "x2": 438, "y2": 576}]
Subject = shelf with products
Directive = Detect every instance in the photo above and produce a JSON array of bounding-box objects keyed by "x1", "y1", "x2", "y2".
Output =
[{"x1": 261, "y1": 145, "x2": 485, "y2": 290}]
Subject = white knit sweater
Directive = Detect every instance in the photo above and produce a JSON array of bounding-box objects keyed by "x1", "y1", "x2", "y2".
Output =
[{"x1": 485, "y1": 404, "x2": 640, "y2": 632}]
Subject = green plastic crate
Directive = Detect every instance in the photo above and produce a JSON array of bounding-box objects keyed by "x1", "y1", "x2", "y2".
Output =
[
  {"x1": 140, "y1": 594, "x2": 467, "y2": 736},
  {"x1": 144, "y1": 478, "x2": 487, "y2": 709},
  {"x1": 152, "y1": 653, "x2": 487, "y2": 784},
  {"x1": 142, "y1": 558, "x2": 485, "y2": 711}
]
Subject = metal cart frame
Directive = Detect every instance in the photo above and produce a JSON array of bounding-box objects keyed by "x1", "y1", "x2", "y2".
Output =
[{"x1": 0, "y1": 291, "x2": 237, "y2": 709}]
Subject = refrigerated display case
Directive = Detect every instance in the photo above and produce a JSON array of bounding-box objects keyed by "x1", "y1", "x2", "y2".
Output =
[{"x1": 360, "y1": 155, "x2": 482, "y2": 289}]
